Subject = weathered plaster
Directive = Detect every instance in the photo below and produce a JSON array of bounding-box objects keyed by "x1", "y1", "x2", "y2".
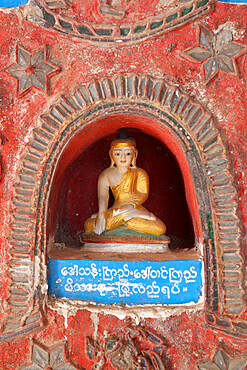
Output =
[
  {"x1": 49, "y1": 296, "x2": 205, "y2": 325},
  {"x1": 0, "y1": 1, "x2": 246, "y2": 368}
]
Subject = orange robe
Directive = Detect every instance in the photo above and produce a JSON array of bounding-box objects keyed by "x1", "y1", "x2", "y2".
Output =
[{"x1": 84, "y1": 168, "x2": 166, "y2": 235}]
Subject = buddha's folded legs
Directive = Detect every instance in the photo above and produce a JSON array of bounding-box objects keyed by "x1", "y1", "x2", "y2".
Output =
[
  {"x1": 125, "y1": 217, "x2": 166, "y2": 235},
  {"x1": 84, "y1": 217, "x2": 96, "y2": 233},
  {"x1": 84, "y1": 212, "x2": 166, "y2": 236}
]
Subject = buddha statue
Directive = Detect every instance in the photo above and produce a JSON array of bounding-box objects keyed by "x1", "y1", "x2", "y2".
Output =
[{"x1": 84, "y1": 131, "x2": 166, "y2": 236}]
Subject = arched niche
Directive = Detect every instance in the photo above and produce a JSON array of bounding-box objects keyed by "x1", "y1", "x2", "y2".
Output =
[
  {"x1": 2, "y1": 75, "x2": 245, "y2": 341},
  {"x1": 48, "y1": 117, "x2": 197, "y2": 252}
]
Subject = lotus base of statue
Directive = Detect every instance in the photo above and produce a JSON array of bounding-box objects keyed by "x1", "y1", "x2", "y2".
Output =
[{"x1": 81, "y1": 226, "x2": 170, "y2": 253}]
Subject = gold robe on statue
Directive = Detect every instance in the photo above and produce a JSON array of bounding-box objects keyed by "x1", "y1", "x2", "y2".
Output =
[{"x1": 84, "y1": 168, "x2": 166, "y2": 235}]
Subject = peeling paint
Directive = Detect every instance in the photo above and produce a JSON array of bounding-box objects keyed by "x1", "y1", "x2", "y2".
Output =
[
  {"x1": 91, "y1": 312, "x2": 99, "y2": 341},
  {"x1": 216, "y1": 22, "x2": 246, "y2": 40},
  {"x1": 49, "y1": 296, "x2": 204, "y2": 325}
]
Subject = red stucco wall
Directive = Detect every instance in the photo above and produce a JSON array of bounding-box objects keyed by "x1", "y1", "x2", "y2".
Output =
[{"x1": 0, "y1": 1, "x2": 247, "y2": 368}]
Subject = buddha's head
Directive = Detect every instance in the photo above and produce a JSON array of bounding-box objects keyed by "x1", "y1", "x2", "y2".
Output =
[{"x1": 109, "y1": 130, "x2": 138, "y2": 169}]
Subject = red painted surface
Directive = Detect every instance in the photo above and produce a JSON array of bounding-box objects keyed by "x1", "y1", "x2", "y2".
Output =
[
  {"x1": 0, "y1": 1, "x2": 247, "y2": 368},
  {"x1": 57, "y1": 0, "x2": 178, "y2": 24},
  {"x1": 1, "y1": 309, "x2": 247, "y2": 369}
]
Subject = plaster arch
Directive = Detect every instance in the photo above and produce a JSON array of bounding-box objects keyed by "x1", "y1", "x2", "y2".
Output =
[
  {"x1": 3, "y1": 74, "x2": 245, "y2": 339},
  {"x1": 46, "y1": 112, "x2": 203, "y2": 249}
]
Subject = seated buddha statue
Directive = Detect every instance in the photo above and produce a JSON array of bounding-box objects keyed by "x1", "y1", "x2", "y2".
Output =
[{"x1": 84, "y1": 131, "x2": 166, "y2": 236}]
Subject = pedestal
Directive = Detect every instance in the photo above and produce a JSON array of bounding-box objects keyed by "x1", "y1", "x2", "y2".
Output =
[{"x1": 81, "y1": 226, "x2": 170, "y2": 253}]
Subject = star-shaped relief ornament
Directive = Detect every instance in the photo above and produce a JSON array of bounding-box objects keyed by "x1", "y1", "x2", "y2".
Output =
[
  {"x1": 198, "y1": 347, "x2": 247, "y2": 370},
  {"x1": 20, "y1": 339, "x2": 79, "y2": 370},
  {"x1": 6, "y1": 45, "x2": 60, "y2": 95},
  {"x1": 181, "y1": 24, "x2": 247, "y2": 84}
]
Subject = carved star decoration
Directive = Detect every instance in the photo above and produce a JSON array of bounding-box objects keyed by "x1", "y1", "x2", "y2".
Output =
[
  {"x1": 198, "y1": 347, "x2": 247, "y2": 370},
  {"x1": 6, "y1": 45, "x2": 60, "y2": 95},
  {"x1": 181, "y1": 24, "x2": 247, "y2": 84},
  {"x1": 20, "y1": 339, "x2": 78, "y2": 369}
]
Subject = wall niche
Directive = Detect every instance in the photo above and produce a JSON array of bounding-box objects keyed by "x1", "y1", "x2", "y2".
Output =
[
  {"x1": 52, "y1": 129, "x2": 195, "y2": 253},
  {"x1": 46, "y1": 116, "x2": 202, "y2": 308}
]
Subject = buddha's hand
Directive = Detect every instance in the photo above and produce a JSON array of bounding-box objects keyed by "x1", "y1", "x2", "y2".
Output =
[
  {"x1": 128, "y1": 210, "x2": 156, "y2": 221},
  {"x1": 113, "y1": 204, "x2": 135, "y2": 219},
  {"x1": 114, "y1": 205, "x2": 156, "y2": 221},
  {"x1": 142, "y1": 212, "x2": 156, "y2": 221},
  {"x1": 94, "y1": 212, "x2": 106, "y2": 235}
]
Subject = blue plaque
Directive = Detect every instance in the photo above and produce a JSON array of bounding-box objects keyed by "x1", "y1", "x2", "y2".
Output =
[
  {"x1": 48, "y1": 259, "x2": 203, "y2": 305},
  {"x1": 0, "y1": 0, "x2": 28, "y2": 7}
]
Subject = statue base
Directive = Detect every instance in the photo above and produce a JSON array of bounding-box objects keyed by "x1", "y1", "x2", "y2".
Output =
[
  {"x1": 81, "y1": 242, "x2": 169, "y2": 253},
  {"x1": 81, "y1": 226, "x2": 170, "y2": 253}
]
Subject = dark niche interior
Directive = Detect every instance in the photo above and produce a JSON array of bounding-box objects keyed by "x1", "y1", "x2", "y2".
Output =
[{"x1": 54, "y1": 130, "x2": 194, "y2": 251}]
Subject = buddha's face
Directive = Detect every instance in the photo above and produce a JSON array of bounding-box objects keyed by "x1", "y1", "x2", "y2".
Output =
[{"x1": 110, "y1": 146, "x2": 136, "y2": 169}]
